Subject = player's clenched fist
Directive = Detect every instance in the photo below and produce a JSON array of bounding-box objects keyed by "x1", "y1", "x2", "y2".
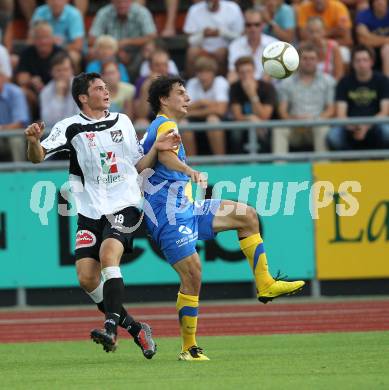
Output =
[{"x1": 24, "y1": 122, "x2": 45, "y2": 144}]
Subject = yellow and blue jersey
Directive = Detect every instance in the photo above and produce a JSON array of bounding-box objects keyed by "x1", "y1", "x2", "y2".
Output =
[
  {"x1": 141, "y1": 114, "x2": 192, "y2": 204},
  {"x1": 142, "y1": 114, "x2": 222, "y2": 265}
]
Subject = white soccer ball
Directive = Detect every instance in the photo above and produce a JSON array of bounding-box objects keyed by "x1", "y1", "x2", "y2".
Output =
[{"x1": 262, "y1": 41, "x2": 299, "y2": 79}]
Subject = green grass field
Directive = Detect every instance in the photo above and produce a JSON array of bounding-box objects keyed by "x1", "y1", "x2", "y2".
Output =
[{"x1": 1, "y1": 332, "x2": 388, "y2": 390}]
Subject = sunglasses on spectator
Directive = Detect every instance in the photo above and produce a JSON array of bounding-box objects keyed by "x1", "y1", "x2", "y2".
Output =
[{"x1": 245, "y1": 22, "x2": 262, "y2": 27}]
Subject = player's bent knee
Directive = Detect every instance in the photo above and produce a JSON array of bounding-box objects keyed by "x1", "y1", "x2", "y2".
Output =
[
  {"x1": 77, "y1": 272, "x2": 100, "y2": 292},
  {"x1": 244, "y1": 206, "x2": 259, "y2": 228}
]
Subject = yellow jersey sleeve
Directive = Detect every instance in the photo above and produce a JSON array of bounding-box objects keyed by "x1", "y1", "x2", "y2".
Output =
[{"x1": 156, "y1": 120, "x2": 179, "y2": 155}]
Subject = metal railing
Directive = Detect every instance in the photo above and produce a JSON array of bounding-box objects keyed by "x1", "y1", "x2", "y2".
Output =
[{"x1": 1, "y1": 116, "x2": 389, "y2": 169}]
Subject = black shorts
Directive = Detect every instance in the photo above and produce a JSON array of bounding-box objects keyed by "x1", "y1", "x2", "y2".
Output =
[{"x1": 75, "y1": 207, "x2": 142, "y2": 261}]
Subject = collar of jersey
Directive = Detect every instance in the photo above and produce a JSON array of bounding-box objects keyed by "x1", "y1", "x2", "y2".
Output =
[
  {"x1": 79, "y1": 110, "x2": 110, "y2": 122},
  {"x1": 157, "y1": 113, "x2": 169, "y2": 119}
]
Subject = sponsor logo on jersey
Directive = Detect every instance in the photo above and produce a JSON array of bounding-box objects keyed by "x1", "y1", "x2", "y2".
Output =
[
  {"x1": 178, "y1": 225, "x2": 193, "y2": 235},
  {"x1": 110, "y1": 130, "x2": 123, "y2": 143},
  {"x1": 176, "y1": 230, "x2": 198, "y2": 247},
  {"x1": 100, "y1": 152, "x2": 118, "y2": 174},
  {"x1": 85, "y1": 132, "x2": 96, "y2": 147},
  {"x1": 48, "y1": 126, "x2": 61, "y2": 142},
  {"x1": 75, "y1": 230, "x2": 97, "y2": 249},
  {"x1": 96, "y1": 174, "x2": 125, "y2": 184}
]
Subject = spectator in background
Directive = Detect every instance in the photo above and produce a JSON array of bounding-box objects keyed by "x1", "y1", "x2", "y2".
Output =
[
  {"x1": 89, "y1": 0, "x2": 157, "y2": 80},
  {"x1": 0, "y1": 43, "x2": 12, "y2": 80},
  {"x1": 0, "y1": 0, "x2": 12, "y2": 51},
  {"x1": 31, "y1": 0, "x2": 85, "y2": 71},
  {"x1": 17, "y1": 1, "x2": 89, "y2": 20},
  {"x1": 73, "y1": 0, "x2": 88, "y2": 15},
  {"x1": 86, "y1": 35, "x2": 130, "y2": 82},
  {"x1": 16, "y1": 21, "x2": 65, "y2": 119},
  {"x1": 297, "y1": 0, "x2": 353, "y2": 62},
  {"x1": 356, "y1": 0, "x2": 389, "y2": 77},
  {"x1": 229, "y1": 56, "x2": 276, "y2": 153},
  {"x1": 341, "y1": 0, "x2": 369, "y2": 12},
  {"x1": 275, "y1": 43, "x2": 335, "y2": 153},
  {"x1": 139, "y1": 40, "x2": 179, "y2": 78},
  {"x1": 327, "y1": 45, "x2": 389, "y2": 150},
  {"x1": 304, "y1": 17, "x2": 344, "y2": 81},
  {"x1": 183, "y1": 0, "x2": 244, "y2": 77},
  {"x1": 135, "y1": 0, "x2": 179, "y2": 37},
  {"x1": 102, "y1": 60, "x2": 135, "y2": 118},
  {"x1": 0, "y1": 65, "x2": 30, "y2": 161},
  {"x1": 134, "y1": 48, "x2": 172, "y2": 126},
  {"x1": 39, "y1": 52, "x2": 78, "y2": 130},
  {"x1": 184, "y1": 56, "x2": 229, "y2": 155},
  {"x1": 261, "y1": 0, "x2": 296, "y2": 42},
  {"x1": 228, "y1": 8, "x2": 277, "y2": 83},
  {"x1": 161, "y1": 0, "x2": 179, "y2": 37}
]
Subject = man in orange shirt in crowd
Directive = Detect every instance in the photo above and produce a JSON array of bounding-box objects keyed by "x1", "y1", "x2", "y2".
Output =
[{"x1": 297, "y1": 0, "x2": 353, "y2": 60}]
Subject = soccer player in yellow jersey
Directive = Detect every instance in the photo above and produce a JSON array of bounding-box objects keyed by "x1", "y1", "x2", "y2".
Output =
[{"x1": 141, "y1": 76, "x2": 305, "y2": 361}]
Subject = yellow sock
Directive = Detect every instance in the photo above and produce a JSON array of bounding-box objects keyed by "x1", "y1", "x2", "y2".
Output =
[
  {"x1": 240, "y1": 233, "x2": 274, "y2": 293},
  {"x1": 176, "y1": 292, "x2": 199, "y2": 352}
]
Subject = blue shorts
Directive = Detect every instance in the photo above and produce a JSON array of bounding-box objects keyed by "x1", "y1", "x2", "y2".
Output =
[{"x1": 145, "y1": 199, "x2": 221, "y2": 265}]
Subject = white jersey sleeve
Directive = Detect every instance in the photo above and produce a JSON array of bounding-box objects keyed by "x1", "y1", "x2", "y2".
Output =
[{"x1": 41, "y1": 117, "x2": 72, "y2": 159}]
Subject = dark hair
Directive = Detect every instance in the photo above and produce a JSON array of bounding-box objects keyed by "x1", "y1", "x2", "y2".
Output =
[
  {"x1": 50, "y1": 51, "x2": 73, "y2": 71},
  {"x1": 298, "y1": 42, "x2": 319, "y2": 56},
  {"x1": 351, "y1": 44, "x2": 375, "y2": 63},
  {"x1": 147, "y1": 75, "x2": 185, "y2": 115},
  {"x1": 71, "y1": 72, "x2": 102, "y2": 109},
  {"x1": 234, "y1": 56, "x2": 255, "y2": 70}
]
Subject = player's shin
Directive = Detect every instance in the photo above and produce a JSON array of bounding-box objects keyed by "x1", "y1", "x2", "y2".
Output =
[
  {"x1": 101, "y1": 266, "x2": 124, "y2": 334},
  {"x1": 176, "y1": 292, "x2": 199, "y2": 352},
  {"x1": 239, "y1": 233, "x2": 275, "y2": 293},
  {"x1": 86, "y1": 281, "x2": 141, "y2": 336}
]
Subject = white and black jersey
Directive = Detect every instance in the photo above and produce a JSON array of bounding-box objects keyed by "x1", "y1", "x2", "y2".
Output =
[{"x1": 41, "y1": 111, "x2": 143, "y2": 219}]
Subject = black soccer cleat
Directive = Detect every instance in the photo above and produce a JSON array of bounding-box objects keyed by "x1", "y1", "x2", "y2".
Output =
[
  {"x1": 90, "y1": 328, "x2": 118, "y2": 353},
  {"x1": 133, "y1": 322, "x2": 157, "y2": 359}
]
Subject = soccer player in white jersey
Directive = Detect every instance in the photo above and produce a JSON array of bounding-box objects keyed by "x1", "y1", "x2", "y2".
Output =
[{"x1": 24, "y1": 72, "x2": 180, "y2": 358}]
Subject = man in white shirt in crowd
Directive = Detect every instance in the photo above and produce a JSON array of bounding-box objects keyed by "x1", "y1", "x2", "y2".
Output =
[
  {"x1": 183, "y1": 0, "x2": 244, "y2": 77},
  {"x1": 275, "y1": 42, "x2": 335, "y2": 153},
  {"x1": 228, "y1": 8, "x2": 277, "y2": 83},
  {"x1": 0, "y1": 43, "x2": 12, "y2": 80},
  {"x1": 184, "y1": 56, "x2": 229, "y2": 155},
  {"x1": 40, "y1": 52, "x2": 79, "y2": 131}
]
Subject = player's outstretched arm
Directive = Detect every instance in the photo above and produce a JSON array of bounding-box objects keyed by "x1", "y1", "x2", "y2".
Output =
[
  {"x1": 135, "y1": 129, "x2": 180, "y2": 173},
  {"x1": 25, "y1": 122, "x2": 46, "y2": 163},
  {"x1": 158, "y1": 150, "x2": 207, "y2": 189}
]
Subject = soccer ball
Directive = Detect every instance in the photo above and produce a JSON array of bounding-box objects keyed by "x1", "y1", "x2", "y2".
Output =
[{"x1": 262, "y1": 41, "x2": 299, "y2": 79}]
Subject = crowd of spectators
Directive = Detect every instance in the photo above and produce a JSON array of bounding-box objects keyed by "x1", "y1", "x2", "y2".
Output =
[{"x1": 0, "y1": 0, "x2": 388, "y2": 161}]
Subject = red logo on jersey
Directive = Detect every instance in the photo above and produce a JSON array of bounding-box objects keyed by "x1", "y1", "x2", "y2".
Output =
[
  {"x1": 85, "y1": 132, "x2": 96, "y2": 147},
  {"x1": 100, "y1": 152, "x2": 118, "y2": 174},
  {"x1": 75, "y1": 230, "x2": 97, "y2": 249}
]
